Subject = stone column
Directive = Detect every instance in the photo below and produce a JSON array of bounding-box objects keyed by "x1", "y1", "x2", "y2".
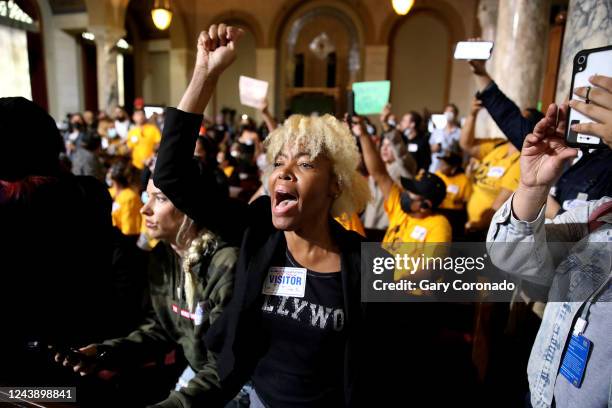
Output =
[
  {"x1": 492, "y1": 0, "x2": 550, "y2": 137},
  {"x1": 555, "y1": 0, "x2": 612, "y2": 103},
  {"x1": 255, "y1": 48, "x2": 277, "y2": 120},
  {"x1": 90, "y1": 26, "x2": 126, "y2": 113}
]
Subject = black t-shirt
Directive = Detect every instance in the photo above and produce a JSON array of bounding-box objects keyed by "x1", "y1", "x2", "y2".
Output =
[{"x1": 252, "y1": 249, "x2": 346, "y2": 407}]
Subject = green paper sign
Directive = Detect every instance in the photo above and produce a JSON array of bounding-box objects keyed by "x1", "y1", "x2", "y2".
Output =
[{"x1": 352, "y1": 81, "x2": 391, "y2": 115}]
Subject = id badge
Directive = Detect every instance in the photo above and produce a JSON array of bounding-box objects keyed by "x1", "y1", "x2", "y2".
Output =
[
  {"x1": 410, "y1": 225, "x2": 427, "y2": 241},
  {"x1": 487, "y1": 166, "x2": 506, "y2": 178},
  {"x1": 559, "y1": 334, "x2": 592, "y2": 388},
  {"x1": 408, "y1": 143, "x2": 418, "y2": 152},
  {"x1": 262, "y1": 267, "x2": 307, "y2": 298}
]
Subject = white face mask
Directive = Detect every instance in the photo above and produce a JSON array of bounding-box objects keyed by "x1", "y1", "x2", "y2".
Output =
[
  {"x1": 444, "y1": 111, "x2": 455, "y2": 123},
  {"x1": 230, "y1": 150, "x2": 240, "y2": 158}
]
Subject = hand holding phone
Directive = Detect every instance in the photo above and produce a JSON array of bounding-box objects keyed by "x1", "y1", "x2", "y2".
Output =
[
  {"x1": 565, "y1": 45, "x2": 612, "y2": 149},
  {"x1": 454, "y1": 41, "x2": 493, "y2": 60}
]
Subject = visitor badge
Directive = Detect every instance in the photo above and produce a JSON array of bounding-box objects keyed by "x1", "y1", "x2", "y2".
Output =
[
  {"x1": 487, "y1": 166, "x2": 506, "y2": 178},
  {"x1": 447, "y1": 184, "x2": 459, "y2": 194},
  {"x1": 262, "y1": 267, "x2": 307, "y2": 298},
  {"x1": 410, "y1": 225, "x2": 427, "y2": 241},
  {"x1": 559, "y1": 334, "x2": 591, "y2": 388},
  {"x1": 408, "y1": 143, "x2": 418, "y2": 152}
]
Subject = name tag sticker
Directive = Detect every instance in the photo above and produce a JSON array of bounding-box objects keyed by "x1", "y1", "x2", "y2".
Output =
[
  {"x1": 559, "y1": 334, "x2": 591, "y2": 388},
  {"x1": 447, "y1": 184, "x2": 459, "y2": 194},
  {"x1": 262, "y1": 267, "x2": 307, "y2": 298},
  {"x1": 408, "y1": 143, "x2": 418, "y2": 152},
  {"x1": 487, "y1": 166, "x2": 506, "y2": 178},
  {"x1": 410, "y1": 225, "x2": 428, "y2": 241}
]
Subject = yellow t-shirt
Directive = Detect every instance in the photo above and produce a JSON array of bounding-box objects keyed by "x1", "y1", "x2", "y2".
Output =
[
  {"x1": 383, "y1": 184, "x2": 452, "y2": 245},
  {"x1": 435, "y1": 171, "x2": 472, "y2": 210},
  {"x1": 383, "y1": 184, "x2": 452, "y2": 280},
  {"x1": 335, "y1": 212, "x2": 366, "y2": 237},
  {"x1": 112, "y1": 188, "x2": 143, "y2": 236},
  {"x1": 473, "y1": 139, "x2": 506, "y2": 161},
  {"x1": 127, "y1": 124, "x2": 162, "y2": 170},
  {"x1": 467, "y1": 142, "x2": 520, "y2": 224}
]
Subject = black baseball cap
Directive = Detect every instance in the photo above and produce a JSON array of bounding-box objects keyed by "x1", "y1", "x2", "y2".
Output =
[{"x1": 400, "y1": 172, "x2": 447, "y2": 209}]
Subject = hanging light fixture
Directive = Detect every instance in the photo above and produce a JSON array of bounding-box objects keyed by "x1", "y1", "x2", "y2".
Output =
[
  {"x1": 151, "y1": 0, "x2": 172, "y2": 31},
  {"x1": 392, "y1": 0, "x2": 415, "y2": 15}
]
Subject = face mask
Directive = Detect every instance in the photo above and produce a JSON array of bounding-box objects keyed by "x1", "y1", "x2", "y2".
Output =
[
  {"x1": 105, "y1": 174, "x2": 113, "y2": 187},
  {"x1": 366, "y1": 124, "x2": 375, "y2": 135},
  {"x1": 387, "y1": 119, "x2": 397, "y2": 128},
  {"x1": 400, "y1": 192, "x2": 413, "y2": 214},
  {"x1": 107, "y1": 128, "x2": 118, "y2": 139},
  {"x1": 444, "y1": 111, "x2": 455, "y2": 123}
]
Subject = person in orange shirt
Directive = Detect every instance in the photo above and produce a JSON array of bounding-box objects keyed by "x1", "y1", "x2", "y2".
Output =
[
  {"x1": 109, "y1": 161, "x2": 142, "y2": 236},
  {"x1": 127, "y1": 109, "x2": 162, "y2": 170},
  {"x1": 435, "y1": 152, "x2": 472, "y2": 240}
]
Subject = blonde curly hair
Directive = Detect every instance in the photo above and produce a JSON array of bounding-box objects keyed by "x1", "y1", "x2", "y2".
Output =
[{"x1": 264, "y1": 114, "x2": 371, "y2": 218}]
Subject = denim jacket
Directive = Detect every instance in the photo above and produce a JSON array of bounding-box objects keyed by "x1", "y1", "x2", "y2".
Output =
[{"x1": 486, "y1": 194, "x2": 612, "y2": 408}]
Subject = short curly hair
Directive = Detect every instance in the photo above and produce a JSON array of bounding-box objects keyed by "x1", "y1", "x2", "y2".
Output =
[{"x1": 264, "y1": 114, "x2": 371, "y2": 218}]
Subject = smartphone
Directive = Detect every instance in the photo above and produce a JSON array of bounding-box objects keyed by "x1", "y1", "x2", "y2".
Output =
[
  {"x1": 453, "y1": 41, "x2": 493, "y2": 60},
  {"x1": 565, "y1": 45, "x2": 612, "y2": 149}
]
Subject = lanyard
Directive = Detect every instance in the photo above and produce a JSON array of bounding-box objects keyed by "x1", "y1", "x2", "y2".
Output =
[{"x1": 573, "y1": 272, "x2": 612, "y2": 336}]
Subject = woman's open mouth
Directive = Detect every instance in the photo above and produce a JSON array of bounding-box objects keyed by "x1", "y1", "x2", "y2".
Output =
[{"x1": 273, "y1": 188, "x2": 298, "y2": 216}]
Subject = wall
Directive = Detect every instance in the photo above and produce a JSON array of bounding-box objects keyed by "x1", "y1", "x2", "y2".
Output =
[
  {"x1": 390, "y1": 12, "x2": 450, "y2": 115},
  {"x1": 142, "y1": 39, "x2": 170, "y2": 106}
]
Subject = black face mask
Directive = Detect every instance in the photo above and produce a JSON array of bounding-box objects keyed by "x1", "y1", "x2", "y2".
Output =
[{"x1": 400, "y1": 191, "x2": 413, "y2": 214}]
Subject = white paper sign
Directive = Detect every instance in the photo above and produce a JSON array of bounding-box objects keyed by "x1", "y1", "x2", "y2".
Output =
[
  {"x1": 239, "y1": 76, "x2": 269, "y2": 109},
  {"x1": 262, "y1": 267, "x2": 307, "y2": 298}
]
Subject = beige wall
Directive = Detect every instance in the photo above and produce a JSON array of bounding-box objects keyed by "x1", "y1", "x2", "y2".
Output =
[{"x1": 390, "y1": 13, "x2": 450, "y2": 115}]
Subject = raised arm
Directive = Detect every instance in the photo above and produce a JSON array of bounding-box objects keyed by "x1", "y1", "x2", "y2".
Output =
[
  {"x1": 178, "y1": 24, "x2": 244, "y2": 114},
  {"x1": 459, "y1": 97, "x2": 483, "y2": 158},
  {"x1": 153, "y1": 25, "x2": 244, "y2": 235},
  {"x1": 354, "y1": 117, "x2": 394, "y2": 200}
]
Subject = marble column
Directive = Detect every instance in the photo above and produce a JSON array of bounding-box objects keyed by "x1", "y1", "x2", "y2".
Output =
[
  {"x1": 475, "y1": 0, "x2": 499, "y2": 138},
  {"x1": 169, "y1": 48, "x2": 191, "y2": 107},
  {"x1": 555, "y1": 0, "x2": 612, "y2": 104},
  {"x1": 491, "y1": 0, "x2": 550, "y2": 137},
  {"x1": 90, "y1": 25, "x2": 126, "y2": 113}
]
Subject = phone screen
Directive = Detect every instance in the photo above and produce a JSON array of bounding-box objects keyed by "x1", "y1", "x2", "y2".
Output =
[{"x1": 453, "y1": 41, "x2": 493, "y2": 60}]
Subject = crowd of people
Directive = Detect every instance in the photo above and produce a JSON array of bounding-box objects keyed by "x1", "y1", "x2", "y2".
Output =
[{"x1": 1, "y1": 24, "x2": 611, "y2": 408}]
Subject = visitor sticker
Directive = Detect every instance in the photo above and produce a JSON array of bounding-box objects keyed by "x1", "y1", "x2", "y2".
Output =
[{"x1": 262, "y1": 267, "x2": 307, "y2": 298}]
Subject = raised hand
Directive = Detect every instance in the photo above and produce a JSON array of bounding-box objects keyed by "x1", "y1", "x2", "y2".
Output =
[
  {"x1": 195, "y1": 24, "x2": 244, "y2": 78},
  {"x1": 519, "y1": 103, "x2": 578, "y2": 190}
]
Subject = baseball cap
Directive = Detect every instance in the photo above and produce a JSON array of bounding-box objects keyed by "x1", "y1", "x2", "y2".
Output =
[{"x1": 400, "y1": 172, "x2": 447, "y2": 209}]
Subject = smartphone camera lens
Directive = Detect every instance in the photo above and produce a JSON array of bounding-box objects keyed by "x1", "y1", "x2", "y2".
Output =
[{"x1": 577, "y1": 55, "x2": 586, "y2": 64}]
